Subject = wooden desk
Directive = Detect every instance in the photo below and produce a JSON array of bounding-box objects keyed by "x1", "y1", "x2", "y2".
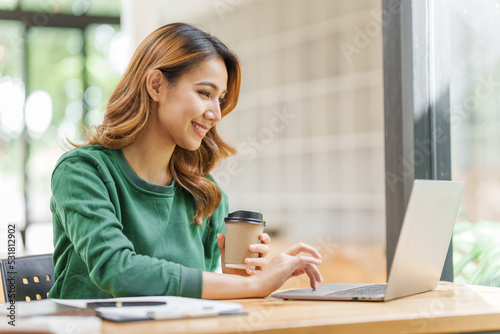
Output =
[{"x1": 102, "y1": 282, "x2": 500, "y2": 334}]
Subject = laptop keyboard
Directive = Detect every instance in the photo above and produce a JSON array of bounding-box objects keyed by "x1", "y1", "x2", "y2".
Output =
[{"x1": 327, "y1": 284, "x2": 387, "y2": 296}]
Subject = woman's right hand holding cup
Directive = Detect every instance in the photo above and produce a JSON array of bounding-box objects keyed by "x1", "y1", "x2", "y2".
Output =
[
  {"x1": 221, "y1": 211, "x2": 323, "y2": 298},
  {"x1": 202, "y1": 241, "x2": 323, "y2": 299}
]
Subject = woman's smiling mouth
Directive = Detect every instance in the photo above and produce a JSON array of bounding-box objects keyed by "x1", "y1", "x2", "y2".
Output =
[{"x1": 192, "y1": 122, "x2": 209, "y2": 137}]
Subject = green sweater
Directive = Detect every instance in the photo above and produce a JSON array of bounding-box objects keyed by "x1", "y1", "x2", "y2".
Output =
[{"x1": 49, "y1": 145, "x2": 227, "y2": 299}]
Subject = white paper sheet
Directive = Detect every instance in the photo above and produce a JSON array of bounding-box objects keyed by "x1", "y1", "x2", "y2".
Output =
[{"x1": 53, "y1": 296, "x2": 244, "y2": 322}]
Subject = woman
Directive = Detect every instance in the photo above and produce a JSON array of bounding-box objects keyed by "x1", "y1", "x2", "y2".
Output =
[{"x1": 49, "y1": 23, "x2": 322, "y2": 300}]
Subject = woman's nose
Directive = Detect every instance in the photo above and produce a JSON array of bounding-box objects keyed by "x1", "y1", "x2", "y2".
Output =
[{"x1": 203, "y1": 107, "x2": 221, "y2": 124}]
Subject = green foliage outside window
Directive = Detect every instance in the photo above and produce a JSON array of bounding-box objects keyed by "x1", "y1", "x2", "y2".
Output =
[{"x1": 454, "y1": 220, "x2": 500, "y2": 287}]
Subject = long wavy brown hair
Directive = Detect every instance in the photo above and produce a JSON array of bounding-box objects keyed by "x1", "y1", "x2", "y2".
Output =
[{"x1": 83, "y1": 23, "x2": 240, "y2": 226}]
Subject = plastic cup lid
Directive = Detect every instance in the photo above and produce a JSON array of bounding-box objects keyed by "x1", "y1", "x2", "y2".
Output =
[{"x1": 224, "y1": 210, "x2": 266, "y2": 226}]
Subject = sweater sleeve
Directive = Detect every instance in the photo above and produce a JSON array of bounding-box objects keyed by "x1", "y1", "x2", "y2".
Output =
[{"x1": 51, "y1": 155, "x2": 202, "y2": 298}]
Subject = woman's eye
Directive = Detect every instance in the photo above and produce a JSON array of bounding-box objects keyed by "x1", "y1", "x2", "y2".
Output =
[
  {"x1": 199, "y1": 90, "x2": 226, "y2": 104},
  {"x1": 198, "y1": 91, "x2": 210, "y2": 98}
]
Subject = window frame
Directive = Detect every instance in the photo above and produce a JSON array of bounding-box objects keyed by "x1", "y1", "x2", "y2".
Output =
[{"x1": 383, "y1": 0, "x2": 453, "y2": 281}]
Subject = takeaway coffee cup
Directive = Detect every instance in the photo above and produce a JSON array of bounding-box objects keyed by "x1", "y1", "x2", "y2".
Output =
[{"x1": 224, "y1": 210, "x2": 266, "y2": 270}]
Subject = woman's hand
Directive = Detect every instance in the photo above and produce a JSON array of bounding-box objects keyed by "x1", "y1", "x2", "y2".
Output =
[
  {"x1": 202, "y1": 241, "x2": 323, "y2": 299},
  {"x1": 245, "y1": 233, "x2": 271, "y2": 274},
  {"x1": 249, "y1": 242, "x2": 323, "y2": 297},
  {"x1": 217, "y1": 233, "x2": 271, "y2": 276}
]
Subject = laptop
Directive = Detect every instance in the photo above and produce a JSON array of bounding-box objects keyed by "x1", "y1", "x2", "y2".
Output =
[{"x1": 272, "y1": 179, "x2": 465, "y2": 302}]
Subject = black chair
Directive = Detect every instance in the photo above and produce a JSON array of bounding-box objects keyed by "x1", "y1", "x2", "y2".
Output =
[{"x1": 0, "y1": 254, "x2": 54, "y2": 302}]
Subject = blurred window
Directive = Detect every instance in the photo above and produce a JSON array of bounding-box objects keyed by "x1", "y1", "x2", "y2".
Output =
[
  {"x1": 0, "y1": 0, "x2": 121, "y2": 255},
  {"x1": 0, "y1": 0, "x2": 19, "y2": 10},
  {"x1": 450, "y1": 0, "x2": 500, "y2": 287},
  {"x1": 20, "y1": 0, "x2": 120, "y2": 16}
]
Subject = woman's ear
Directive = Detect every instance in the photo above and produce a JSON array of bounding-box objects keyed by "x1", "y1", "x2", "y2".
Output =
[{"x1": 146, "y1": 69, "x2": 164, "y2": 102}]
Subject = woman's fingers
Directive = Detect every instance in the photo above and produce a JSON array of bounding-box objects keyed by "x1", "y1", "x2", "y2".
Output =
[
  {"x1": 245, "y1": 257, "x2": 267, "y2": 268},
  {"x1": 259, "y1": 233, "x2": 271, "y2": 244},
  {"x1": 304, "y1": 263, "x2": 323, "y2": 285},
  {"x1": 292, "y1": 268, "x2": 306, "y2": 276},
  {"x1": 252, "y1": 247, "x2": 324, "y2": 295},
  {"x1": 245, "y1": 268, "x2": 261, "y2": 276},
  {"x1": 309, "y1": 271, "x2": 318, "y2": 290},
  {"x1": 294, "y1": 256, "x2": 323, "y2": 289},
  {"x1": 249, "y1": 243, "x2": 270, "y2": 255},
  {"x1": 284, "y1": 242, "x2": 322, "y2": 258},
  {"x1": 248, "y1": 233, "x2": 271, "y2": 269},
  {"x1": 296, "y1": 255, "x2": 322, "y2": 267},
  {"x1": 249, "y1": 233, "x2": 271, "y2": 258},
  {"x1": 289, "y1": 263, "x2": 324, "y2": 289}
]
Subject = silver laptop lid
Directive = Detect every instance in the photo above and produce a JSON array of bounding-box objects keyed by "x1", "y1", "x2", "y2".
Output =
[{"x1": 384, "y1": 180, "x2": 465, "y2": 301}]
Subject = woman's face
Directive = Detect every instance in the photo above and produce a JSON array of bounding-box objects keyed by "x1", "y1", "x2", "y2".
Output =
[{"x1": 151, "y1": 57, "x2": 228, "y2": 151}]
